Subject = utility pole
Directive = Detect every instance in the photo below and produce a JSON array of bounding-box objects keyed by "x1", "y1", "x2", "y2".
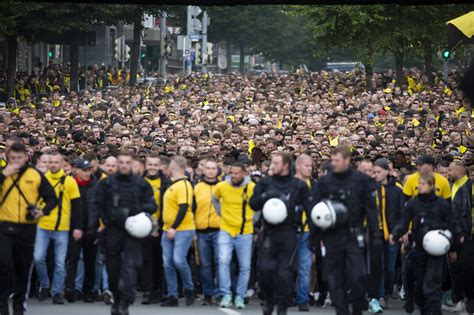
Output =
[
  {"x1": 186, "y1": 6, "x2": 193, "y2": 74},
  {"x1": 159, "y1": 11, "x2": 167, "y2": 79},
  {"x1": 201, "y1": 11, "x2": 208, "y2": 73}
]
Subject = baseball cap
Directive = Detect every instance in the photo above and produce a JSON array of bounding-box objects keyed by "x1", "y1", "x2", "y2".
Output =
[
  {"x1": 367, "y1": 113, "x2": 375, "y2": 119},
  {"x1": 416, "y1": 154, "x2": 436, "y2": 166},
  {"x1": 74, "y1": 159, "x2": 92, "y2": 170}
]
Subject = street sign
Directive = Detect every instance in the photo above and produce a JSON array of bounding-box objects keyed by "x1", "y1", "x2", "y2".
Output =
[{"x1": 190, "y1": 33, "x2": 202, "y2": 41}]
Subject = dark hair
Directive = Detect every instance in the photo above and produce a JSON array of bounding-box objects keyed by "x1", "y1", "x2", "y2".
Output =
[
  {"x1": 331, "y1": 146, "x2": 351, "y2": 159},
  {"x1": 272, "y1": 152, "x2": 293, "y2": 169},
  {"x1": 8, "y1": 142, "x2": 27, "y2": 154},
  {"x1": 230, "y1": 162, "x2": 246, "y2": 172}
]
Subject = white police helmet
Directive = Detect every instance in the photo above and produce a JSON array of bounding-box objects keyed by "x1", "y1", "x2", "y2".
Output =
[
  {"x1": 124, "y1": 212, "x2": 154, "y2": 238},
  {"x1": 422, "y1": 229, "x2": 452, "y2": 256},
  {"x1": 311, "y1": 199, "x2": 348, "y2": 230},
  {"x1": 262, "y1": 198, "x2": 288, "y2": 225}
]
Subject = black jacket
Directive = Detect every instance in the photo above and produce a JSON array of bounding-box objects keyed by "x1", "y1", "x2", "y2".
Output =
[
  {"x1": 249, "y1": 174, "x2": 313, "y2": 231},
  {"x1": 74, "y1": 175, "x2": 98, "y2": 234},
  {"x1": 451, "y1": 177, "x2": 472, "y2": 238},
  {"x1": 88, "y1": 172, "x2": 156, "y2": 233},
  {"x1": 313, "y1": 168, "x2": 380, "y2": 239},
  {"x1": 377, "y1": 177, "x2": 404, "y2": 233},
  {"x1": 393, "y1": 192, "x2": 455, "y2": 248}
]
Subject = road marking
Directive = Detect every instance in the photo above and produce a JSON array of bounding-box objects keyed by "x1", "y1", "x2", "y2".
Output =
[{"x1": 218, "y1": 307, "x2": 241, "y2": 315}]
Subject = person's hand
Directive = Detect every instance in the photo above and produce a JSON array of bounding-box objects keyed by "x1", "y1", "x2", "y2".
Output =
[
  {"x1": 389, "y1": 234, "x2": 395, "y2": 245},
  {"x1": 34, "y1": 210, "x2": 44, "y2": 219},
  {"x1": 402, "y1": 233, "x2": 410, "y2": 245},
  {"x1": 97, "y1": 225, "x2": 105, "y2": 233},
  {"x1": 460, "y1": 236, "x2": 465, "y2": 245},
  {"x1": 72, "y1": 229, "x2": 83, "y2": 241},
  {"x1": 167, "y1": 228, "x2": 176, "y2": 240},
  {"x1": 2, "y1": 163, "x2": 20, "y2": 177},
  {"x1": 449, "y1": 251, "x2": 458, "y2": 263},
  {"x1": 151, "y1": 225, "x2": 160, "y2": 238}
]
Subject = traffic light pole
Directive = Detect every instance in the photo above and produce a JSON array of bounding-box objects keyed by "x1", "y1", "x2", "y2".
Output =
[
  {"x1": 186, "y1": 6, "x2": 193, "y2": 74},
  {"x1": 443, "y1": 59, "x2": 448, "y2": 82},
  {"x1": 160, "y1": 12, "x2": 167, "y2": 80},
  {"x1": 201, "y1": 11, "x2": 208, "y2": 73}
]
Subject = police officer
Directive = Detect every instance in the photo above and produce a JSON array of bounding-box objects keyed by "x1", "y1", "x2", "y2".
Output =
[
  {"x1": 312, "y1": 147, "x2": 381, "y2": 315},
  {"x1": 89, "y1": 150, "x2": 156, "y2": 315},
  {"x1": 249, "y1": 152, "x2": 313, "y2": 315},
  {"x1": 0, "y1": 142, "x2": 57, "y2": 315}
]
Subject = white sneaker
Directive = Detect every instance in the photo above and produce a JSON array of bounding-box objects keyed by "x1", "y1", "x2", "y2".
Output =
[
  {"x1": 323, "y1": 293, "x2": 332, "y2": 308},
  {"x1": 312, "y1": 291, "x2": 320, "y2": 303},
  {"x1": 452, "y1": 301, "x2": 466, "y2": 312}
]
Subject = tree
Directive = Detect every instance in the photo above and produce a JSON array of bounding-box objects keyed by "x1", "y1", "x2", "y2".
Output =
[{"x1": 293, "y1": 5, "x2": 389, "y2": 92}]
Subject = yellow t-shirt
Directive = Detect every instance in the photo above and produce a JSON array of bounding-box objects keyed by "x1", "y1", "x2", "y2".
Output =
[
  {"x1": 213, "y1": 181, "x2": 255, "y2": 237},
  {"x1": 403, "y1": 172, "x2": 451, "y2": 200},
  {"x1": 145, "y1": 176, "x2": 162, "y2": 221},
  {"x1": 162, "y1": 178, "x2": 195, "y2": 231},
  {"x1": 39, "y1": 169, "x2": 81, "y2": 231}
]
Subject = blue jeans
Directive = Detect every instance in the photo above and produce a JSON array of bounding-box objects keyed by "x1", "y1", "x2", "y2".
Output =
[
  {"x1": 296, "y1": 232, "x2": 312, "y2": 304},
  {"x1": 94, "y1": 249, "x2": 109, "y2": 292},
  {"x1": 197, "y1": 232, "x2": 220, "y2": 296},
  {"x1": 380, "y1": 242, "x2": 399, "y2": 298},
  {"x1": 161, "y1": 230, "x2": 195, "y2": 297},
  {"x1": 218, "y1": 231, "x2": 253, "y2": 298},
  {"x1": 75, "y1": 250, "x2": 83, "y2": 291},
  {"x1": 34, "y1": 228, "x2": 69, "y2": 295}
]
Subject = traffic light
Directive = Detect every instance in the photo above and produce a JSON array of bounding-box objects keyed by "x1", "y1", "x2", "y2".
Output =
[
  {"x1": 114, "y1": 38, "x2": 122, "y2": 61},
  {"x1": 207, "y1": 43, "x2": 213, "y2": 64},
  {"x1": 124, "y1": 45, "x2": 131, "y2": 61},
  {"x1": 48, "y1": 51, "x2": 53, "y2": 59},
  {"x1": 442, "y1": 49, "x2": 451, "y2": 60},
  {"x1": 195, "y1": 43, "x2": 202, "y2": 65},
  {"x1": 140, "y1": 46, "x2": 147, "y2": 65}
]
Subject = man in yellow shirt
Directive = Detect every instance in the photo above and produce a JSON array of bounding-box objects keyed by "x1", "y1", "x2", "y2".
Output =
[
  {"x1": 34, "y1": 152, "x2": 82, "y2": 304},
  {"x1": 212, "y1": 162, "x2": 255, "y2": 309},
  {"x1": 403, "y1": 155, "x2": 451, "y2": 201},
  {"x1": 194, "y1": 159, "x2": 220, "y2": 305},
  {"x1": 161, "y1": 156, "x2": 196, "y2": 307}
]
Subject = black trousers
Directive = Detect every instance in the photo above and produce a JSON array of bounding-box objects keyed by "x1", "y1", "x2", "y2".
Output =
[
  {"x1": 453, "y1": 235, "x2": 474, "y2": 301},
  {"x1": 0, "y1": 223, "x2": 36, "y2": 313},
  {"x1": 138, "y1": 235, "x2": 164, "y2": 294},
  {"x1": 413, "y1": 250, "x2": 444, "y2": 313},
  {"x1": 323, "y1": 233, "x2": 367, "y2": 315},
  {"x1": 65, "y1": 235, "x2": 97, "y2": 294},
  {"x1": 258, "y1": 228, "x2": 297, "y2": 311},
  {"x1": 104, "y1": 227, "x2": 142, "y2": 304},
  {"x1": 367, "y1": 236, "x2": 383, "y2": 299}
]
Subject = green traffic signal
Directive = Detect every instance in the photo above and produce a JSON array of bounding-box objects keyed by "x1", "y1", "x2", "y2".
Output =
[
  {"x1": 48, "y1": 51, "x2": 53, "y2": 58},
  {"x1": 442, "y1": 49, "x2": 450, "y2": 60}
]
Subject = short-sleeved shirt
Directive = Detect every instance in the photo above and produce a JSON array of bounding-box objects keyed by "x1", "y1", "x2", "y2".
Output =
[
  {"x1": 162, "y1": 178, "x2": 195, "y2": 231},
  {"x1": 403, "y1": 172, "x2": 451, "y2": 200}
]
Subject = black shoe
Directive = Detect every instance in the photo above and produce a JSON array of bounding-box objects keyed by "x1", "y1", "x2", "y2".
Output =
[
  {"x1": 53, "y1": 294, "x2": 65, "y2": 305},
  {"x1": 0, "y1": 305, "x2": 9, "y2": 315},
  {"x1": 142, "y1": 292, "x2": 153, "y2": 305},
  {"x1": 160, "y1": 296, "x2": 179, "y2": 307},
  {"x1": 103, "y1": 290, "x2": 114, "y2": 305},
  {"x1": 263, "y1": 303, "x2": 274, "y2": 315},
  {"x1": 111, "y1": 302, "x2": 119, "y2": 315},
  {"x1": 202, "y1": 295, "x2": 214, "y2": 305},
  {"x1": 467, "y1": 298, "x2": 474, "y2": 313},
  {"x1": 185, "y1": 289, "x2": 195, "y2": 306},
  {"x1": 404, "y1": 298, "x2": 415, "y2": 314},
  {"x1": 83, "y1": 292, "x2": 96, "y2": 303},
  {"x1": 316, "y1": 292, "x2": 326, "y2": 307},
  {"x1": 12, "y1": 303, "x2": 24, "y2": 315},
  {"x1": 298, "y1": 303, "x2": 309, "y2": 312},
  {"x1": 151, "y1": 290, "x2": 162, "y2": 304},
  {"x1": 65, "y1": 289, "x2": 75, "y2": 303},
  {"x1": 117, "y1": 301, "x2": 129, "y2": 315},
  {"x1": 37, "y1": 288, "x2": 50, "y2": 302},
  {"x1": 277, "y1": 308, "x2": 287, "y2": 315}
]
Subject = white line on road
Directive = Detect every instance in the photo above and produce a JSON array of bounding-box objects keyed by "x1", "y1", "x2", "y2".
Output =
[{"x1": 218, "y1": 307, "x2": 241, "y2": 315}]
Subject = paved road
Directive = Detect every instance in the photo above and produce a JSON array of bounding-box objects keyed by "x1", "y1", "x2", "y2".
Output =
[{"x1": 24, "y1": 297, "x2": 462, "y2": 315}]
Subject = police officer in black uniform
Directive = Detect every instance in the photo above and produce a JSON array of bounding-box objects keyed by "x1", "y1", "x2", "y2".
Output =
[
  {"x1": 312, "y1": 147, "x2": 381, "y2": 315},
  {"x1": 249, "y1": 152, "x2": 313, "y2": 315},
  {"x1": 89, "y1": 150, "x2": 156, "y2": 315}
]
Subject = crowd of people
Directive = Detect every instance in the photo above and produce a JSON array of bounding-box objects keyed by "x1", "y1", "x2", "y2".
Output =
[{"x1": 0, "y1": 63, "x2": 474, "y2": 315}]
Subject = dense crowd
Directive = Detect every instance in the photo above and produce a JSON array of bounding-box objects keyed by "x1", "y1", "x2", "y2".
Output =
[{"x1": 0, "y1": 63, "x2": 474, "y2": 315}]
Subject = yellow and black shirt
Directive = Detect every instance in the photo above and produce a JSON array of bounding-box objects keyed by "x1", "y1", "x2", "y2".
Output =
[
  {"x1": 194, "y1": 178, "x2": 220, "y2": 232},
  {"x1": 403, "y1": 172, "x2": 451, "y2": 201},
  {"x1": 162, "y1": 177, "x2": 195, "y2": 232},
  {"x1": 212, "y1": 178, "x2": 255, "y2": 237},
  {"x1": 39, "y1": 169, "x2": 81, "y2": 231},
  {"x1": 0, "y1": 165, "x2": 57, "y2": 224}
]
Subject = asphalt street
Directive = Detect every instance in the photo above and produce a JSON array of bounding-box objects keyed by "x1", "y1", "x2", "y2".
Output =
[{"x1": 24, "y1": 297, "x2": 463, "y2": 315}]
